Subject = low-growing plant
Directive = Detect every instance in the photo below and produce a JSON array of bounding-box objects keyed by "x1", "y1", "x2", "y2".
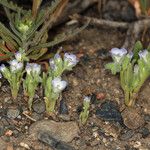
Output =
[
  {"x1": 43, "y1": 53, "x2": 78, "y2": 113},
  {"x1": 105, "y1": 41, "x2": 150, "y2": 107},
  {"x1": 0, "y1": 52, "x2": 78, "y2": 113},
  {"x1": 0, "y1": 59, "x2": 24, "y2": 99},
  {"x1": 23, "y1": 63, "x2": 42, "y2": 110},
  {"x1": 79, "y1": 96, "x2": 91, "y2": 125},
  {"x1": 0, "y1": 0, "x2": 88, "y2": 61}
]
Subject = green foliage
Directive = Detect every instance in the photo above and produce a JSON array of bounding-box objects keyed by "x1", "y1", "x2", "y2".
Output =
[
  {"x1": 133, "y1": 41, "x2": 143, "y2": 61},
  {"x1": 105, "y1": 41, "x2": 150, "y2": 107},
  {"x1": 0, "y1": 0, "x2": 88, "y2": 61},
  {"x1": 139, "y1": 0, "x2": 150, "y2": 15}
]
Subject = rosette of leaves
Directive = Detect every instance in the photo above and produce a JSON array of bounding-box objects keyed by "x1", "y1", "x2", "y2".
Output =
[{"x1": 0, "y1": 0, "x2": 88, "y2": 61}]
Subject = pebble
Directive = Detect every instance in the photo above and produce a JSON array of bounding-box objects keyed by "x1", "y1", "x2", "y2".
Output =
[
  {"x1": 59, "y1": 99, "x2": 69, "y2": 115},
  {"x1": 32, "y1": 101, "x2": 46, "y2": 114},
  {"x1": 96, "y1": 101, "x2": 123, "y2": 124},
  {"x1": 31, "y1": 112, "x2": 43, "y2": 121},
  {"x1": 29, "y1": 120, "x2": 79, "y2": 143},
  {"x1": 7, "y1": 107, "x2": 20, "y2": 119},
  {"x1": 121, "y1": 108, "x2": 145, "y2": 129},
  {"x1": 119, "y1": 129, "x2": 135, "y2": 141},
  {"x1": 144, "y1": 114, "x2": 150, "y2": 122},
  {"x1": 138, "y1": 127, "x2": 150, "y2": 138},
  {"x1": 38, "y1": 132, "x2": 75, "y2": 150}
]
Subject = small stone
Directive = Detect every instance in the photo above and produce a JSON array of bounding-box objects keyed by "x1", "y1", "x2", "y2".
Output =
[
  {"x1": 38, "y1": 132, "x2": 75, "y2": 150},
  {"x1": 32, "y1": 101, "x2": 46, "y2": 114},
  {"x1": 138, "y1": 127, "x2": 150, "y2": 138},
  {"x1": 7, "y1": 107, "x2": 20, "y2": 119},
  {"x1": 59, "y1": 99, "x2": 69, "y2": 115},
  {"x1": 121, "y1": 108, "x2": 145, "y2": 129},
  {"x1": 96, "y1": 101, "x2": 123, "y2": 124},
  {"x1": 0, "y1": 122, "x2": 4, "y2": 136},
  {"x1": 29, "y1": 120, "x2": 79, "y2": 143},
  {"x1": 31, "y1": 112, "x2": 43, "y2": 121},
  {"x1": 144, "y1": 114, "x2": 150, "y2": 122},
  {"x1": 119, "y1": 129, "x2": 135, "y2": 141}
]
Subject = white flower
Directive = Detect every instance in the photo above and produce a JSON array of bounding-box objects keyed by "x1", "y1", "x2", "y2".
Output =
[
  {"x1": 0, "y1": 64, "x2": 7, "y2": 72},
  {"x1": 52, "y1": 77, "x2": 67, "y2": 93},
  {"x1": 15, "y1": 52, "x2": 22, "y2": 61},
  {"x1": 25, "y1": 63, "x2": 32, "y2": 75},
  {"x1": 110, "y1": 48, "x2": 127, "y2": 62},
  {"x1": 54, "y1": 53, "x2": 61, "y2": 62},
  {"x1": 138, "y1": 50, "x2": 148, "y2": 62},
  {"x1": 32, "y1": 63, "x2": 41, "y2": 74},
  {"x1": 84, "y1": 96, "x2": 91, "y2": 103},
  {"x1": 127, "y1": 51, "x2": 133, "y2": 59},
  {"x1": 64, "y1": 53, "x2": 79, "y2": 67},
  {"x1": 9, "y1": 59, "x2": 23, "y2": 72},
  {"x1": 25, "y1": 63, "x2": 41, "y2": 75},
  {"x1": 49, "y1": 59, "x2": 57, "y2": 70},
  {"x1": 9, "y1": 59, "x2": 18, "y2": 66}
]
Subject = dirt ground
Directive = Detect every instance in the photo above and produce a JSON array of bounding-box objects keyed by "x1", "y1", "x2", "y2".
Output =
[{"x1": 0, "y1": 0, "x2": 150, "y2": 150}]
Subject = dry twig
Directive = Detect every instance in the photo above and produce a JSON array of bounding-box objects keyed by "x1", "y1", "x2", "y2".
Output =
[{"x1": 71, "y1": 14, "x2": 129, "y2": 29}]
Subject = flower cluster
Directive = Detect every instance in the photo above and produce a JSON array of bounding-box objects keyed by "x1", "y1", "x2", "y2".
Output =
[
  {"x1": 0, "y1": 51, "x2": 78, "y2": 113},
  {"x1": 0, "y1": 59, "x2": 24, "y2": 99},
  {"x1": 105, "y1": 42, "x2": 150, "y2": 107},
  {"x1": 43, "y1": 53, "x2": 78, "y2": 112}
]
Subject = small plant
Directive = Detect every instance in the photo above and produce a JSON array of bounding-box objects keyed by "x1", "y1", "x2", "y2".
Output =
[
  {"x1": 0, "y1": 59, "x2": 23, "y2": 99},
  {"x1": 105, "y1": 41, "x2": 150, "y2": 107},
  {"x1": 0, "y1": 0, "x2": 88, "y2": 61},
  {"x1": 23, "y1": 63, "x2": 42, "y2": 110},
  {"x1": 79, "y1": 96, "x2": 91, "y2": 125},
  {"x1": 43, "y1": 53, "x2": 78, "y2": 113}
]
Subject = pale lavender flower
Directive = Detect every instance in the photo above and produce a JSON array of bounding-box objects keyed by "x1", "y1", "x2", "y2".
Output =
[
  {"x1": 64, "y1": 53, "x2": 79, "y2": 67},
  {"x1": 9, "y1": 59, "x2": 18, "y2": 66},
  {"x1": 9, "y1": 59, "x2": 23, "y2": 72},
  {"x1": 25, "y1": 63, "x2": 32, "y2": 75},
  {"x1": 127, "y1": 51, "x2": 133, "y2": 59},
  {"x1": 54, "y1": 53, "x2": 61, "y2": 62},
  {"x1": 110, "y1": 48, "x2": 127, "y2": 62},
  {"x1": 25, "y1": 63, "x2": 41, "y2": 75},
  {"x1": 138, "y1": 50, "x2": 148, "y2": 62},
  {"x1": 15, "y1": 52, "x2": 22, "y2": 61},
  {"x1": 0, "y1": 64, "x2": 6, "y2": 72},
  {"x1": 52, "y1": 77, "x2": 67, "y2": 93},
  {"x1": 32, "y1": 63, "x2": 41, "y2": 74},
  {"x1": 84, "y1": 96, "x2": 91, "y2": 103},
  {"x1": 49, "y1": 59, "x2": 57, "y2": 70}
]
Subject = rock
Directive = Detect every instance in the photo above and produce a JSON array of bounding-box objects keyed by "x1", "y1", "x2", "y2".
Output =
[
  {"x1": 121, "y1": 108, "x2": 145, "y2": 130},
  {"x1": 7, "y1": 107, "x2": 20, "y2": 119},
  {"x1": 144, "y1": 114, "x2": 150, "y2": 122},
  {"x1": 138, "y1": 127, "x2": 150, "y2": 138},
  {"x1": 59, "y1": 99, "x2": 69, "y2": 115},
  {"x1": 119, "y1": 129, "x2": 135, "y2": 141},
  {"x1": 96, "y1": 101, "x2": 123, "y2": 124},
  {"x1": 29, "y1": 120, "x2": 79, "y2": 143},
  {"x1": 38, "y1": 132, "x2": 75, "y2": 150},
  {"x1": 32, "y1": 101, "x2": 46, "y2": 114},
  {"x1": 31, "y1": 112, "x2": 43, "y2": 121}
]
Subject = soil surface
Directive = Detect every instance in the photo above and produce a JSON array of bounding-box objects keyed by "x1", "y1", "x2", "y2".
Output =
[{"x1": 0, "y1": 0, "x2": 150, "y2": 150}]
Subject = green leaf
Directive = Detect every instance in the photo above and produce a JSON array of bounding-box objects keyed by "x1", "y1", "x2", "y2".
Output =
[{"x1": 133, "y1": 41, "x2": 143, "y2": 61}]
